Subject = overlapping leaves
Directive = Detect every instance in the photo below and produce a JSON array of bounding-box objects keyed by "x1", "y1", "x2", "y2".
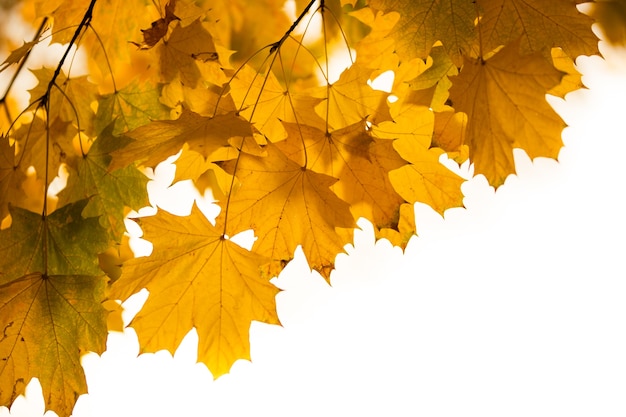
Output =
[{"x1": 0, "y1": 0, "x2": 611, "y2": 415}]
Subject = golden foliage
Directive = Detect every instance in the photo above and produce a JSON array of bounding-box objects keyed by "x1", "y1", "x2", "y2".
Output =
[{"x1": 0, "y1": 0, "x2": 616, "y2": 414}]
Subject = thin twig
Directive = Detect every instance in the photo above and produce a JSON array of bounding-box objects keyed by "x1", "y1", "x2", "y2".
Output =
[
  {"x1": 0, "y1": 18, "x2": 49, "y2": 122},
  {"x1": 269, "y1": 0, "x2": 317, "y2": 54}
]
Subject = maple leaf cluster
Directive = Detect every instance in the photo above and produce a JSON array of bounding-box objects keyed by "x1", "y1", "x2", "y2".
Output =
[{"x1": 0, "y1": 0, "x2": 615, "y2": 415}]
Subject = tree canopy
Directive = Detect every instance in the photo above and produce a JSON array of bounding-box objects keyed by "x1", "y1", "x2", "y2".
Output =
[{"x1": 0, "y1": 0, "x2": 623, "y2": 415}]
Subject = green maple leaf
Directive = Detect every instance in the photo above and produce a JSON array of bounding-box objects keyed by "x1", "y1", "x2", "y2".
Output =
[
  {"x1": 59, "y1": 125, "x2": 149, "y2": 241},
  {"x1": 0, "y1": 201, "x2": 109, "y2": 417},
  {"x1": 95, "y1": 80, "x2": 170, "y2": 135}
]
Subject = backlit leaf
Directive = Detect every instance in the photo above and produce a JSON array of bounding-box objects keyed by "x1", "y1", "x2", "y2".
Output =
[
  {"x1": 0, "y1": 135, "x2": 27, "y2": 222},
  {"x1": 368, "y1": 0, "x2": 477, "y2": 65},
  {"x1": 109, "y1": 109, "x2": 252, "y2": 170},
  {"x1": 59, "y1": 125, "x2": 149, "y2": 241},
  {"x1": 0, "y1": 0, "x2": 609, "y2": 413},
  {"x1": 477, "y1": 0, "x2": 598, "y2": 58},
  {"x1": 95, "y1": 80, "x2": 170, "y2": 135},
  {"x1": 157, "y1": 19, "x2": 220, "y2": 87},
  {"x1": 220, "y1": 143, "x2": 355, "y2": 278},
  {"x1": 110, "y1": 205, "x2": 279, "y2": 377},
  {"x1": 448, "y1": 40, "x2": 565, "y2": 186},
  {"x1": 278, "y1": 121, "x2": 406, "y2": 228},
  {"x1": 0, "y1": 40, "x2": 39, "y2": 73},
  {"x1": 0, "y1": 201, "x2": 109, "y2": 416}
]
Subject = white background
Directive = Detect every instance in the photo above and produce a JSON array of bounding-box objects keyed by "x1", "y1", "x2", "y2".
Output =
[{"x1": 2, "y1": 27, "x2": 626, "y2": 417}]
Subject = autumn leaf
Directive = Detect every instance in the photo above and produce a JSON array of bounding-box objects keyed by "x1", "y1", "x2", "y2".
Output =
[
  {"x1": 0, "y1": 40, "x2": 39, "y2": 73},
  {"x1": 277, "y1": 121, "x2": 406, "y2": 228},
  {"x1": 28, "y1": 69, "x2": 98, "y2": 135},
  {"x1": 110, "y1": 205, "x2": 279, "y2": 377},
  {"x1": 448, "y1": 40, "x2": 565, "y2": 186},
  {"x1": 220, "y1": 142, "x2": 355, "y2": 278},
  {"x1": 59, "y1": 125, "x2": 149, "y2": 241},
  {"x1": 230, "y1": 0, "x2": 294, "y2": 60},
  {"x1": 431, "y1": 109, "x2": 468, "y2": 163},
  {"x1": 161, "y1": 77, "x2": 238, "y2": 117},
  {"x1": 371, "y1": 103, "x2": 464, "y2": 213},
  {"x1": 477, "y1": 0, "x2": 598, "y2": 58},
  {"x1": 132, "y1": 0, "x2": 180, "y2": 49},
  {"x1": 348, "y1": 6, "x2": 400, "y2": 72},
  {"x1": 88, "y1": 0, "x2": 155, "y2": 74},
  {"x1": 229, "y1": 66, "x2": 326, "y2": 142},
  {"x1": 0, "y1": 201, "x2": 109, "y2": 417},
  {"x1": 36, "y1": 0, "x2": 89, "y2": 44},
  {"x1": 109, "y1": 109, "x2": 253, "y2": 170},
  {"x1": 95, "y1": 79, "x2": 170, "y2": 135},
  {"x1": 12, "y1": 117, "x2": 75, "y2": 182},
  {"x1": 0, "y1": 135, "x2": 27, "y2": 222},
  {"x1": 388, "y1": 143, "x2": 464, "y2": 215},
  {"x1": 312, "y1": 63, "x2": 392, "y2": 130},
  {"x1": 408, "y1": 45, "x2": 458, "y2": 111},
  {"x1": 172, "y1": 144, "x2": 214, "y2": 183},
  {"x1": 549, "y1": 48, "x2": 584, "y2": 99},
  {"x1": 0, "y1": 0, "x2": 610, "y2": 414},
  {"x1": 157, "y1": 19, "x2": 220, "y2": 87},
  {"x1": 368, "y1": 0, "x2": 477, "y2": 66},
  {"x1": 377, "y1": 202, "x2": 416, "y2": 248}
]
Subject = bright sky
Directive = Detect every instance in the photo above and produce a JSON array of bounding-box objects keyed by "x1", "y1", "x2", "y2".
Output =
[{"x1": 2, "y1": 31, "x2": 626, "y2": 417}]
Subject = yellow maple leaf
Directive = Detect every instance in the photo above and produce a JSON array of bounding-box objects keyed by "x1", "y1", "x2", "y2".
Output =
[
  {"x1": 0, "y1": 135, "x2": 27, "y2": 222},
  {"x1": 368, "y1": 0, "x2": 477, "y2": 66},
  {"x1": 477, "y1": 0, "x2": 598, "y2": 58},
  {"x1": 377, "y1": 202, "x2": 416, "y2": 248},
  {"x1": 28, "y1": 69, "x2": 98, "y2": 135},
  {"x1": 549, "y1": 47, "x2": 584, "y2": 99},
  {"x1": 109, "y1": 109, "x2": 252, "y2": 170},
  {"x1": 277, "y1": 121, "x2": 406, "y2": 229},
  {"x1": 312, "y1": 63, "x2": 392, "y2": 130},
  {"x1": 349, "y1": 7, "x2": 400, "y2": 72},
  {"x1": 229, "y1": 66, "x2": 326, "y2": 142},
  {"x1": 110, "y1": 205, "x2": 280, "y2": 378},
  {"x1": 388, "y1": 143, "x2": 464, "y2": 215},
  {"x1": 12, "y1": 117, "x2": 75, "y2": 182},
  {"x1": 87, "y1": 0, "x2": 155, "y2": 75},
  {"x1": 0, "y1": 40, "x2": 39, "y2": 73},
  {"x1": 431, "y1": 109, "x2": 468, "y2": 160},
  {"x1": 219, "y1": 142, "x2": 355, "y2": 278},
  {"x1": 448, "y1": 40, "x2": 565, "y2": 187},
  {"x1": 157, "y1": 19, "x2": 220, "y2": 88},
  {"x1": 35, "y1": 0, "x2": 88, "y2": 43},
  {"x1": 372, "y1": 104, "x2": 465, "y2": 214}
]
